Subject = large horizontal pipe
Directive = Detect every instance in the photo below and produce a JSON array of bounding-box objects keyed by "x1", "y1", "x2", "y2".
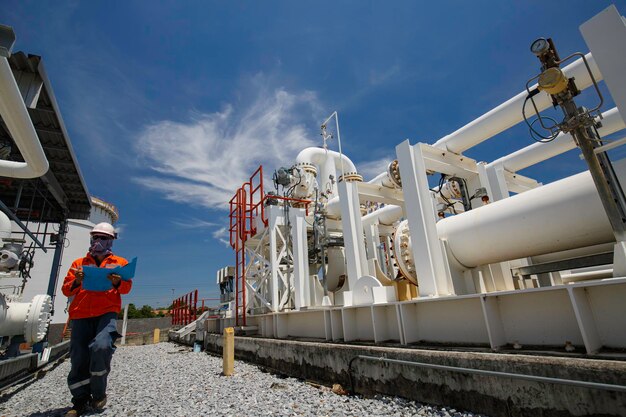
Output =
[
  {"x1": 437, "y1": 166, "x2": 620, "y2": 268},
  {"x1": 433, "y1": 53, "x2": 602, "y2": 154},
  {"x1": 0, "y1": 57, "x2": 49, "y2": 178},
  {"x1": 488, "y1": 107, "x2": 624, "y2": 173},
  {"x1": 362, "y1": 205, "x2": 403, "y2": 226}
]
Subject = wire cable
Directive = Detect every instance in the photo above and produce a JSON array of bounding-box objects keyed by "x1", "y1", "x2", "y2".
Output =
[{"x1": 522, "y1": 94, "x2": 560, "y2": 143}]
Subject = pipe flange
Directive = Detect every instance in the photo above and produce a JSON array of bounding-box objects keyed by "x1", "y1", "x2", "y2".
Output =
[
  {"x1": 294, "y1": 162, "x2": 317, "y2": 176},
  {"x1": 392, "y1": 219, "x2": 417, "y2": 284},
  {"x1": 24, "y1": 294, "x2": 52, "y2": 344},
  {"x1": 338, "y1": 172, "x2": 363, "y2": 183},
  {"x1": 387, "y1": 160, "x2": 402, "y2": 188}
]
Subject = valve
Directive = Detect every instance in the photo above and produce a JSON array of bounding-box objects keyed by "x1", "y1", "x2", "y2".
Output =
[{"x1": 525, "y1": 37, "x2": 626, "y2": 242}]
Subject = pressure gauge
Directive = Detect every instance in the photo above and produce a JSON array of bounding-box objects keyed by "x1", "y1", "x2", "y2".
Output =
[{"x1": 530, "y1": 38, "x2": 549, "y2": 56}]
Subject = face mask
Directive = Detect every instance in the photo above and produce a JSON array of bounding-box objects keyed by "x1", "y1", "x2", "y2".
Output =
[{"x1": 89, "y1": 237, "x2": 113, "y2": 257}]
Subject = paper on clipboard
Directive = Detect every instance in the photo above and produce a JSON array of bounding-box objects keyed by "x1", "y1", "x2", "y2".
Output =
[{"x1": 82, "y1": 257, "x2": 137, "y2": 291}]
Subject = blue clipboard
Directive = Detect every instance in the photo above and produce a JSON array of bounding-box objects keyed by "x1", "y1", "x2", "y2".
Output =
[{"x1": 82, "y1": 257, "x2": 137, "y2": 291}]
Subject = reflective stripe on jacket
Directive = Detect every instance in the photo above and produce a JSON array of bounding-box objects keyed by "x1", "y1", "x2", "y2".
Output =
[{"x1": 62, "y1": 253, "x2": 132, "y2": 319}]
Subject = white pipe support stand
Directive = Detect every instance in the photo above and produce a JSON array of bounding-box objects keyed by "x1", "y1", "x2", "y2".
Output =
[
  {"x1": 289, "y1": 208, "x2": 311, "y2": 310},
  {"x1": 395, "y1": 140, "x2": 454, "y2": 297},
  {"x1": 338, "y1": 179, "x2": 369, "y2": 291}
]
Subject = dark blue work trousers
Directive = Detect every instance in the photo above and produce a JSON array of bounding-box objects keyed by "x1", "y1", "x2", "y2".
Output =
[{"x1": 68, "y1": 312, "x2": 120, "y2": 404}]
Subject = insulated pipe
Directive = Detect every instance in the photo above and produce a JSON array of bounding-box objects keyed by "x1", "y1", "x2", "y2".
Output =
[
  {"x1": 488, "y1": 107, "x2": 624, "y2": 173},
  {"x1": 0, "y1": 57, "x2": 49, "y2": 178},
  {"x1": 561, "y1": 268, "x2": 613, "y2": 283},
  {"x1": 325, "y1": 196, "x2": 341, "y2": 219},
  {"x1": 362, "y1": 205, "x2": 403, "y2": 226},
  {"x1": 433, "y1": 53, "x2": 602, "y2": 154},
  {"x1": 326, "y1": 162, "x2": 401, "y2": 220},
  {"x1": 296, "y1": 147, "x2": 357, "y2": 200},
  {"x1": 437, "y1": 170, "x2": 617, "y2": 268},
  {"x1": 0, "y1": 210, "x2": 11, "y2": 241},
  {"x1": 368, "y1": 172, "x2": 395, "y2": 188},
  {"x1": 367, "y1": 160, "x2": 402, "y2": 189},
  {"x1": 0, "y1": 294, "x2": 52, "y2": 343},
  {"x1": 295, "y1": 147, "x2": 357, "y2": 175}
]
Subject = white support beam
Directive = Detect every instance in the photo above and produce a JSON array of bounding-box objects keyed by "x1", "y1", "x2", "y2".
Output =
[
  {"x1": 396, "y1": 140, "x2": 452, "y2": 296},
  {"x1": 480, "y1": 295, "x2": 506, "y2": 351},
  {"x1": 567, "y1": 287, "x2": 602, "y2": 354},
  {"x1": 356, "y1": 182, "x2": 404, "y2": 205},
  {"x1": 338, "y1": 180, "x2": 369, "y2": 289},
  {"x1": 289, "y1": 208, "x2": 311, "y2": 310},
  {"x1": 268, "y1": 206, "x2": 284, "y2": 312}
]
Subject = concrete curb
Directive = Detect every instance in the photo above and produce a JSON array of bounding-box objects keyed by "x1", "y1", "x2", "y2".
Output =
[{"x1": 200, "y1": 334, "x2": 626, "y2": 417}]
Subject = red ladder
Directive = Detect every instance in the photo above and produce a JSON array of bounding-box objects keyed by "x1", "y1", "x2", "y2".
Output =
[{"x1": 228, "y1": 166, "x2": 266, "y2": 327}]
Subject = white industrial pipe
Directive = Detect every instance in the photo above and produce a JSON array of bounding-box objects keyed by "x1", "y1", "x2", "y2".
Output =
[
  {"x1": 433, "y1": 53, "x2": 602, "y2": 154},
  {"x1": 325, "y1": 196, "x2": 341, "y2": 219},
  {"x1": 0, "y1": 210, "x2": 11, "y2": 242},
  {"x1": 488, "y1": 107, "x2": 625, "y2": 173},
  {"x1": 437, "y1": 169, "x2": 616, "y2": 268},
  {"x1": 362, "y1": 205, "x2": 403, "y2": 226},
  {"x1": 368, "y1": 161, "x2": 402, "y2": 189},
  {"x1": 0, "y1": 294, "x2": 52, "y2": 343},
  {"x1": 561, "y1": 268, "x2": 613, "y2": 283},
  {"x1": 296, "y1": 147, "x2": 357, "y2": 175},
  {"x1": 296, "y1": 147, "x2": 358, "y2": 200},
  {"x1": 0, "y1": 57, "x2": 49, "y2": 178},
  {"x1": 368, "y1": 172, "x2": 396, "y2": 188}
]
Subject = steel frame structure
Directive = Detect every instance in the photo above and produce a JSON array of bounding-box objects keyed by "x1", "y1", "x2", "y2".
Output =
[{"x1": 203, "y1": 6, "x2": 626, "y2": 354}]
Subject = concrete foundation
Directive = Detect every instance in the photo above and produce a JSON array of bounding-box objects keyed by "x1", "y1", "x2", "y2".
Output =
[{"x1": 200, "y1": 334, "x2": 626, "y2": 417}]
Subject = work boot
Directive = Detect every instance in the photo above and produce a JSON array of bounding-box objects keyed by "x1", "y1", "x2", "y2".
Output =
[
  {"x1": 91, "y1": 395, "x2": 107, "y2": 410},
  {"x1": 65, "y1": 403, "x2": 87, "y2": 416}
]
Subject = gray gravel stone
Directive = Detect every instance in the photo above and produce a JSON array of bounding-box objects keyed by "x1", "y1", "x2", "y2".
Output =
[{"x1": 0, "y1": 343, "x2": 489, "y2": 416}]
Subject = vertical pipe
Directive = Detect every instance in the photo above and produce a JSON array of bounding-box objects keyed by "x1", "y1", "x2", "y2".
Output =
[
  {"x1": 46, "y1": 220, "x2": 67, "y2": 305},
  {"x1": 0, "y1": 57, "x2": 49, "y2": 178},
  {"x1": 194, "y1": 289, "x2": 198, "y2": 321}
]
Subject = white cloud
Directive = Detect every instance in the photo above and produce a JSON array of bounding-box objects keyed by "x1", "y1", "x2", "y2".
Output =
[
  {"x1": 358, "y1": 157, "x2": 393, "y2": 179},
  {"x1": 212, "y1": 227, "x2": 230, "y2": 246},
  {"x1": 133, "y1": 82, "x2": 320, "y2": 209},
  {"x1": 171, "y1": 218, "x2": 218, "y2": 229}
]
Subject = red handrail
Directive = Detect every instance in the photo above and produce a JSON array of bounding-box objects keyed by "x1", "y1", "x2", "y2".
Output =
[{"x1": 171, "y1": 289, "x2": 199, "y2": 326}]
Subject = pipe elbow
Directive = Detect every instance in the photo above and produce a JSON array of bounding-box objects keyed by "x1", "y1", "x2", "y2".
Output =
[
  {"x1": 0, "y1": 57, "x2": 50, "y2": 180},
  {"x1": 296, "y1": 147, "x2": 327, "y2": 166}
]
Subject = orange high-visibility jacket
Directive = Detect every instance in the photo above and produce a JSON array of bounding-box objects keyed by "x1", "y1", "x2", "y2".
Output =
[{"x1": 62, "y1": 253, "x2": 133, "y2": 319}]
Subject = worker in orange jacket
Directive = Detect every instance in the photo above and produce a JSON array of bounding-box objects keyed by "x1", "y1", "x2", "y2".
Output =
[{"x1": 62, "y1": 222, "x2": 132, "y2": 416}]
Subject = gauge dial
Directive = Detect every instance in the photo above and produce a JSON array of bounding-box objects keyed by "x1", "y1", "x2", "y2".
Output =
[{"x1": 531, "y1": 38, "x2": 549, "y2": 55}]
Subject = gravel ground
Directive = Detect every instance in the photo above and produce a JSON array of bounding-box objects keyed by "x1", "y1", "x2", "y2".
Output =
[{"x1": 0, "y1": 343, "x2": 488, "y2": 417}]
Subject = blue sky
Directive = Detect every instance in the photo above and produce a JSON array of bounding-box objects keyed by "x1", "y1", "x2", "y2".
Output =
[{"x1": 1, "y1": 1, "x2": 623, "y2": 308}]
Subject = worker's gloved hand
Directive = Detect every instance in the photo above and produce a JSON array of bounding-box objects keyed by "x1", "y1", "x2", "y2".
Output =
[
  {"x1": 74, "y1": 269, "x2": 84, "y2": 284},
  {"x1": 108, "y1": 273, "x2": 122, "y2": 287}
]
